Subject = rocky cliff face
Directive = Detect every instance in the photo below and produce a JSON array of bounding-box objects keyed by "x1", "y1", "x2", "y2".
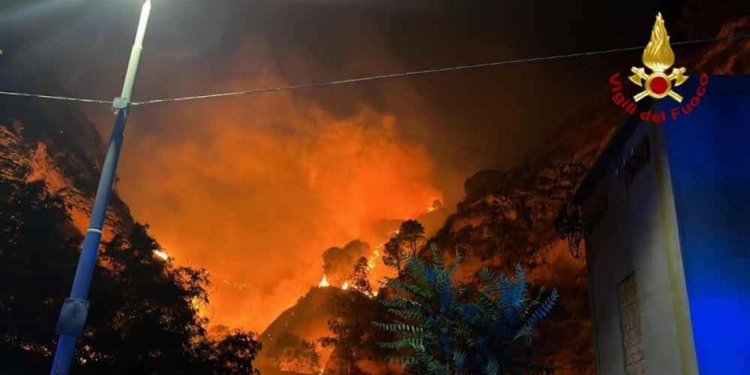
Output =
[
  {"x1": 0, "y1": 95, "x2": 133, "y2": 239},
  {"x1": 432, "y1": 164, "x2": 597, "y2": 375},
  {"x1": 693, "y1": 16, "x2": 750, "y2": 73},
  {"x1": 429, "y1": 15, "x2": 750, "y2": 375}
]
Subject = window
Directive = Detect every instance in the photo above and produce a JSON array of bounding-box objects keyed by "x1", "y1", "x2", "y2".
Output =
[
  {"x1": 621, "y1": 136, "x2": 651, "y2": 186},
  {"x1": 617, "y1": 273, "x2": 646, "y2": 375}
]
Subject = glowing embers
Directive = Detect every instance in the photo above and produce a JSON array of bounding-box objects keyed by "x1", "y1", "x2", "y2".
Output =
[
  {"x1": 367, "y1": 250, "x2": 380, "y2": 270},
  {"x1": 153, "y1": 250, "x2": 169, "y2": 261}
]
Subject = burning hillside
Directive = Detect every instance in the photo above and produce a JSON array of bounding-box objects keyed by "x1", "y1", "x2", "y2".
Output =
[
  {"x1": 254, "y1": 16, "x2": 750, "y2": 375},
  {"x1": 112, "y1": 85, "x2": 446, "y2": 332},
  {"x1": 0, "y1": 94, "x2": 133, "y2": 239}
]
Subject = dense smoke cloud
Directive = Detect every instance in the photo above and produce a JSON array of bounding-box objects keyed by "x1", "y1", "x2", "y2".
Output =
[{"x1": 106, "y1": 49, "x2": 443, "y2": 331}]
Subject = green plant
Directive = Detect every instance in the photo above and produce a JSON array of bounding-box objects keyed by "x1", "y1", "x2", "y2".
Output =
[{"x1": 373, "y1": 244, "x2": 559, "y2": 375}]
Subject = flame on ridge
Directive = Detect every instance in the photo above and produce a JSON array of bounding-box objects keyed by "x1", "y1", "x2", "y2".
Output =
[
  {"x1": 319, "y1": 275, "x2": 330, "y2": 287},
  {"x1": 153, "y1": 250, "x2": 169, "y2": 261}
]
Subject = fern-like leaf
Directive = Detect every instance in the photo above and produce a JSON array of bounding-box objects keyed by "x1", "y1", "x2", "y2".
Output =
[{"x1": 522, "y1": 288, "x2": 559, "y2": 330}]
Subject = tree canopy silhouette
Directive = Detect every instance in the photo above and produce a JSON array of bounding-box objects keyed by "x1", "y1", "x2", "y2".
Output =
[
  {"x1": 0, "y1": 175, "x2": 261, "y2": 375},
  {"x1": 383, "y1": 220, "x2": 425, "y2": 275},
  {"x1": 319, "y1": 290, "x2": 382, "y2": 375},
  {"x1": 264, "y1": 330, "x2": 320, "y2": 373},
  {"x1": 350, "y1": 257, "x2": 374, "y2": 297}
]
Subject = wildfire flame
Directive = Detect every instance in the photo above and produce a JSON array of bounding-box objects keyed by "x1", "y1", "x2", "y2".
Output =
[
  {"x1": 153, "y1": 250, "x2": 169, "y2": 261},
  {"x1": 643, "y1": 12, "x2": 675, "y2": 72},
  {"x1": 367, "y1": 250, "x2": 380, "y2": 270},
  {"x1": 341, "y1": 282, "x2": 349, "y2": 290},
  {"x1": 318, "y1": 275, "x2": 330, "y2": 287},
  {"x1": 191, "y1": 297, "x2": 209, "y2": 320}
]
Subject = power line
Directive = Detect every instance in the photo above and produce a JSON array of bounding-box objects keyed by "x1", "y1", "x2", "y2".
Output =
[
  {"x1": 1, "y1": 34, "x2": 748, "y2": 106},
  {"x1": 135, "y1": 34, "x2": 749, "y2": 106},
  {"x1": 0, "y1": 90, "x2": 111, "y2": 104}
]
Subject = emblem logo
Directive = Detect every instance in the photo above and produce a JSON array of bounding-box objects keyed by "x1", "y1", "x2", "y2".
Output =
[
  {"x1": 628, "y1": 12, "x2": 688, "y2": 102},
  {"x1": 608, "y1": 12, "x2": 708, "y2": 123}
]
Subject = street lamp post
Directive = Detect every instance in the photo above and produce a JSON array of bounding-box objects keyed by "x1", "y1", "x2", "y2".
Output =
[{"x1": 49, "y1": 1, "x2": 152, "y2": 374}]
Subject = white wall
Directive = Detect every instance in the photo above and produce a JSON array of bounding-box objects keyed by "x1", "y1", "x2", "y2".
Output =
[{"x1": 582, "y1": 121, "x2": 690, "y2": 375}]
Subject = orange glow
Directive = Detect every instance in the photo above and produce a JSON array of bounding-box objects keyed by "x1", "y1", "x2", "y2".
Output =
[
  {"x1": 318, "y1": 275, "x2": 330, "y2": 288},
  {"x1": 191, "y1": 297, "x2": 210, "y2": 321},
  {"x1": 114, "y1": 66, "x2": 443, "y2": 333},
  {"x1": 153, "y1": 250, "x2": 169, "y2": 261},
  {"x1": 367, "y1": 249, "x2": 380, "y2": 270},
  {"x1": 341, "y1": 282, "x2": 349, "y2": 290}
]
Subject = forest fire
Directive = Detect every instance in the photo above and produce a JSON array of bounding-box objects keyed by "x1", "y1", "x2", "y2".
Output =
[
  {"x1": 153, "y1": 250, "x2": 169, "y2": 261},
  {"x1": 368, "y1": 249, "x2": 381, "y2": 270},
  {"x1": 191, "y1": 297, "x2": 210, "y2": 320},
  {"x1": 112, "y1": 62, "x2": 444, "y2": 333},
  {"x1": 341, "y1": 282, "x2": 349, "y2": 290},
  {"x1": 318, "y1": 275, "x2": 330, "y2": 288}
]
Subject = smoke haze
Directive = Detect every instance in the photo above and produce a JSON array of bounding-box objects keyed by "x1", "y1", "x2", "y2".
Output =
[{"x1": 6, "y1": 0, "x2": 739, "y2": 332}]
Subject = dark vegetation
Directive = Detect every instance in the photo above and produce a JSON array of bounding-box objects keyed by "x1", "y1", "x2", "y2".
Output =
[
  {"x1": 262, "y1": 331, "x2": 320, "y2": 374},
  {"x1": 319, "y1": 225, "x2": 560, "y2": 375},
  {"x1": 319, "y1": 291, "x2": 385, "y2": 375},
  {"x1": 374, "y1": 245, "x2": 558, "y2": 375},
  {"x1": 382, "y1": 220, "x2": 426, "y2": 276},
  {"x1": 0, "y1": 172, "x2": 261, "y2": 375}
]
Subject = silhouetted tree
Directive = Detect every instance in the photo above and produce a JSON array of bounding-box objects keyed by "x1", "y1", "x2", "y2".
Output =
[
  {"x1": 0, "y1": 176, "x2": 81, "y2": 375},
  {"x1": 350, "y1": 257, "x2": 373, "y2": 297},
  {"x1": 383, "y1": 220, "x2": 425, "y2": 275},
  {"x1": 266, "y1": 331, "x2": 320, "y2": 373},
  {"x1": 323, "y1": 240, "x2": 370, "y2": 286},
  {"x1": 211, "y1": 330, "x2": 263, "y2": 375},
  {"x1": 319, "y1": 292, "x2": 380, "y2": 375},
  {"x1": 382, "y1": 236, "x2": 405, "y2": 274},
  {"x1": 398, "y1": 220, "x2": 425, "y2": 254},
  {"x1": 0, "y1": 175, "x2": 262, "y2": 375}
]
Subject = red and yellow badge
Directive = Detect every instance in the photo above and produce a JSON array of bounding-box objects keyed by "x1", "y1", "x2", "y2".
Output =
[
  {"x1": 609, "y1": 12, "x2": 708, "y2": 123},
  {"x1": 629, "y1": 13, "x2": 688, "y2": 102}
]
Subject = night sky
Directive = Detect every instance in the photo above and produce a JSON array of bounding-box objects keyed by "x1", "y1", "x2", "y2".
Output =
[{"x1": 1, "y1": 0, "x2": 745, "y2": 331}]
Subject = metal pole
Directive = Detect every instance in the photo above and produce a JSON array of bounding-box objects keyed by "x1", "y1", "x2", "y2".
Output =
[{"x1": 49, "y1": 2, "x2": 151, "y2": 374}]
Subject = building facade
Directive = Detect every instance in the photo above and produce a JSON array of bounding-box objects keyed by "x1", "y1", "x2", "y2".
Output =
[{"x1": 574, "y1": 75, "x2": 750, "y2": 375}]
